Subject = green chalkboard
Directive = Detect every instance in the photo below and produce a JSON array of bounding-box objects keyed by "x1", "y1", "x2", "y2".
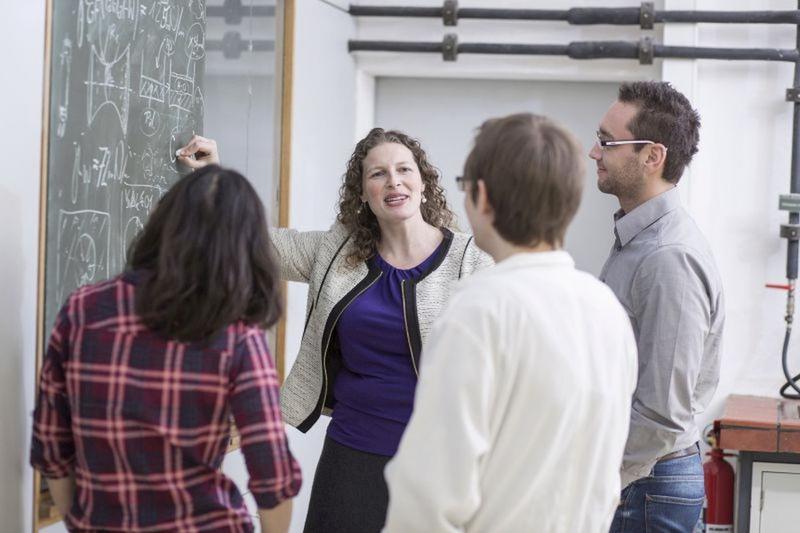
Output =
[{"x1": 43, "y1": 0, "x2": 206, "y2": 335}]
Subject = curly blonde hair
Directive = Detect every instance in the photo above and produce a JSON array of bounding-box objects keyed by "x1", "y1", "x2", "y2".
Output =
[{"x1": 337, "y1": 128, "x2": 455, "y2": 265}]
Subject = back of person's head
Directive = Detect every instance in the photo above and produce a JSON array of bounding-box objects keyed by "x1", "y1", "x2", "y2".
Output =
[
  {"x1": 618, "y1": 81, "x2": 701, "y2": 183},
  {"x1": 463, "y1": 112, "x2": 585, "y2": 248},
  {"x1": 128, "y1": 165, "x2": 281, "y2": 342}
]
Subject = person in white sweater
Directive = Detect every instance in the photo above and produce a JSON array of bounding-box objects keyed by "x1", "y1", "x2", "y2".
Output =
[{"x1": 383, "y1": 113, "x2": 638, "y2": 533}]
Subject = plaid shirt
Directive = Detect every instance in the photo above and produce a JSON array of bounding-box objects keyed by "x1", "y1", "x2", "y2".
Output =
[{"x1": 31, "y1": 272, "x2": 302, "y2": 532}]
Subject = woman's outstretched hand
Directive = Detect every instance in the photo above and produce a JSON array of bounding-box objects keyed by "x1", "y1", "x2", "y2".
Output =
[{"x1": 176, "y1": 135, "x2": 220, "y2": 169}]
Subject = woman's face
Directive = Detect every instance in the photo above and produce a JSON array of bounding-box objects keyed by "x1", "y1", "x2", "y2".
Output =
[{"x1": 361, "y1": 142, "x2": 425, "y2": 226}]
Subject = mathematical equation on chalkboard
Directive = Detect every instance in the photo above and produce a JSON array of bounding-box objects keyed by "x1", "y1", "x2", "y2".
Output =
[{"x1": 44, "y1": 0, "x2": 206, "y2": 333}]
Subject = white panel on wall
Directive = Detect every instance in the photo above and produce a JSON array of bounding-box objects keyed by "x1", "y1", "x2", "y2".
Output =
[
  {"x1": 203, "y1": 74, "x2": 277, "y2": 210},
  {"x1": 750, "y1": 462, "x2": 800, "y2": 532},
  {"x1": 665, "y1": 0, "x2": 800, "y2": 432},
  {"x1": 375, "y1": 76, "x2": 621, "y2": 276},
  {"x1": 284, "y1": 1, "x2": 358, "y2": 532},
  {"x1": 1, "y1": 4, "x2": 45, "y2": 533}
]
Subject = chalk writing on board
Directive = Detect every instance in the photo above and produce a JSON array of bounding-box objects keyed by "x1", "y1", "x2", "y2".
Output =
[
  {"x1": 45, "y1": 0, "x2": 205, "y2": 336},
  {"x1": 120, "y1": 182, "x2": 160, "y2": 261},
  {"x1": 150, "y1": 1, "x2": 184, "y2": 35},
  {"x1": 56, "y1": 209, "x2": 110, "y2": 305},
  {"x1": 139, "y1": 108, "x2": 162, "y2": 137},
  {"x1": 56, "y1": 38, "x2": 73, "y2": 138},
  {"x1": 78, "y1": 0, "x2": 142, "y2": 49},
  {"x1": 87, "y1": 44, "x2": 132, "y2": 132},
  {"x1": 70, "y1": 144, "x2": 83, "y2": 205},
  {"x1": 186, "y1": 23, "x2": 206, "y2": 60}
]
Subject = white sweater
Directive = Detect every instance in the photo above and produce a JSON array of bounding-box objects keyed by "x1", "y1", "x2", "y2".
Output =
[
  {"x1": 270, "y1": 224, "x2": 492, "y2": 431},
  {"x1": 383, "y1": 251, "x2": 637, "y2": 533}
]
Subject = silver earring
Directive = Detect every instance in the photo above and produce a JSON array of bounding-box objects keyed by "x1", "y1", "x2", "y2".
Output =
[
  {"x1": 357, "y1": 201, "x2": 366, "y2": 213},
  {"x1": 422, "y1": 196, "x2": 428, "y2": 204}
]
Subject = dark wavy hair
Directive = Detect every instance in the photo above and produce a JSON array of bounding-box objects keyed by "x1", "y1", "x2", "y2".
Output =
[
  {"x1": 337, "y1": 128, "x2": 455, "y2": 265},
  {"x1": 128, "y1": 165, "x2": 281, "y2": 342}
]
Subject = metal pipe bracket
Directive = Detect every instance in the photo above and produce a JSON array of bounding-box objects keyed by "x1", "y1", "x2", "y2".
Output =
[
  {"x1": 222, "y1": 0, "x2": 244, "y2": 25},
  {"x1": 787, "y1": 87, "x2": 800, "y2": 102},
  {"x1": 443, "y1": 1, "x2": 458, "y2": 26},
  {"x1": 640, "y1": 2, "x2": 655, "y2": 29},
  {"x1": 638, "y1": 36, "x2": 654, "y2": 64},
  {"x1": 781, "y1": 224, "x2": 800, "y2": 240},
  {"x1": 443, "y1": 33, "x2": 458, "y2": 61}
]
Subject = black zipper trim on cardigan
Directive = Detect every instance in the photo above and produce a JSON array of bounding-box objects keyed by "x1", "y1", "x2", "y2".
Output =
[
  {"x1": 413, "y1": 228, "x2": 454, "y2": 282},
  {"x1": 296, "y1": 263, "x2": 383, "y2": 433},
  {"x1": 315, "y1": 235, "x2": 351, "y2": 309},
  {"x1": 399, "y1": 228, "x2": 454, "y2": 375},
  {"x1": 458, "y1": 236, "x2": 475, "y2": 279},
  {"x1": 401, "y1": 279, "x2": 421, "y2": 377},
  {"x1": 300, "y1": 235, "x2": 351, "y2": 339},
  {"x1": 296, "y1": 228, "x2": 455, "y2": 431}
]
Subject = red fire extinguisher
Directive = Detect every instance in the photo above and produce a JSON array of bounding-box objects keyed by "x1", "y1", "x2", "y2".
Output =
[{"x1": 704, "y1": 422, "x2": 735, "y2": 532}]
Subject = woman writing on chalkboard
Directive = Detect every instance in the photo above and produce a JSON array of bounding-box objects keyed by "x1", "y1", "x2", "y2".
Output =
[
  {"x1": 178, "y1": 132, "x2": 492, "y2": 533},
  {"x1": 30, "y1": 166, "x2": 301, "y2": 533}
]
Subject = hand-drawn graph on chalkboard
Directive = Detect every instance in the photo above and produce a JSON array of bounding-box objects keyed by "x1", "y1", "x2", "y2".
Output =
[
  {"x1": 87, "y1": 44, "x2": 132, "y2": 132},
  {"x1": 43, "y1": 0, "x2": 206, "y2": 347},
  {"x1": 55, "y1": 209, "x2": 110, "y2": 305}
]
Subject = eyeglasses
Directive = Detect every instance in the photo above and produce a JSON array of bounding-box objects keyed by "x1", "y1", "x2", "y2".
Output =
[
  {"x1": 596, "y1": 132, "x2": 659, "y2": 151},
  {"x1": 455, "y1": 175, "x2": 473, "y2": 192}
]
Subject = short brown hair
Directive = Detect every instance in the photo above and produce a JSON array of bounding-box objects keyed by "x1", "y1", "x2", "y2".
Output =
[
  {"x1": 618, "y1": 81, "x2": 700, "y2": 184},
  {"x1": 463, "y1": 113, "x2": 584, "y2": 247}
]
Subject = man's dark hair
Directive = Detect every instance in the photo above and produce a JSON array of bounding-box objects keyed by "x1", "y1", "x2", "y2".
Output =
[
  {"x1": 463, "y1": 113, "x2": 585, "y2": 248},
  {"x1": 618, "y1": 81, "x2": 701, "y2": 183},
  {"x1": 129, "y1": 165, "x2": 282, "y2": 342}
]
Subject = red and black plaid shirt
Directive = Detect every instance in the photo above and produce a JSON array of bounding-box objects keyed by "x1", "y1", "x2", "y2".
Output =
[{"x1": 31, "y1": 272, "x2": 302, "y2": 531}]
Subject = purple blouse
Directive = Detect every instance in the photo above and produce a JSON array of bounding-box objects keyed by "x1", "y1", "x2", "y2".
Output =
[{"x1": 327, "y1": 242, "x2": 444, "y2": 456}]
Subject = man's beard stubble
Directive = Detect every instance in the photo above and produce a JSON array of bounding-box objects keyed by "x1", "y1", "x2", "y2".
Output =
[{"x1": 598, "y1": 157, "x2": 646, "y2": 202}]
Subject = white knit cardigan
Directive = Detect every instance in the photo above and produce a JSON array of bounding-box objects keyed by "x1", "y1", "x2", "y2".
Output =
[{"x1": 271, "y1": 223, "x2": 492, "y2": 431}]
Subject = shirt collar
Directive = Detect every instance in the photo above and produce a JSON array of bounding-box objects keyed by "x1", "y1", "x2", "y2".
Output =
[
  {"x1": 493, "y1": 250, "x2": 575, "y2": 272},
  {"x1": 613, "y1": 187, "x2": 680, "y2": 248}
]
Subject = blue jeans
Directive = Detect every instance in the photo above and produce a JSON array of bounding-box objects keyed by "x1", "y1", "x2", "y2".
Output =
[{"x1": 609, "y1": 452, "x2": 705, "y2": 533}]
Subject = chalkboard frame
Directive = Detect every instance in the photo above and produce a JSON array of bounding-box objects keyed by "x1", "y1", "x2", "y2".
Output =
[{"x1": 32, "y1": 1, "x2": 295, "y2": 529}]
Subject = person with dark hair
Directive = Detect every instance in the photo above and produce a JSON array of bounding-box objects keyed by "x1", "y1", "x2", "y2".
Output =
[
  {"x1": 590, "y1": 81, "x2": 725, "y2": 531},
  {"x1": 30, "y1": 165, "x2": 301, "y2": 533},
  {"x1": 383, "y1": 113, "x2": 637, "y2": 532},
  {"x1": 177, "y1": 132, "x2": 491, "y2": 532}
]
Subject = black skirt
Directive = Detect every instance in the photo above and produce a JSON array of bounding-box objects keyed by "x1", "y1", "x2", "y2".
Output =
[{"x1": 303, "y1": 436, "x2": 392, "y2": 533}]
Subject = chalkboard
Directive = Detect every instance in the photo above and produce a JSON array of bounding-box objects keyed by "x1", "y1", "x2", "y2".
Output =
[{"x1": 43, "y1": 1, "x2": 207, "y2": 335}]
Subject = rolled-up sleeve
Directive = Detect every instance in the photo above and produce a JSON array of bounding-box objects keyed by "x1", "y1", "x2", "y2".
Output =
[
  {"x1": 229, "y1": 330, "x2": 302, "y2": 508},
  {"x1": 30, "y1": 305, "x2": 76, "y2": 479},
  {"x1": 622, "y1": 246, "x2": 712, "y2": 482}
]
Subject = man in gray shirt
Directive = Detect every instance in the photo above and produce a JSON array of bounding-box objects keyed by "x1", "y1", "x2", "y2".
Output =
[{"x1": 591, "y1": 81, "x2": 725, "y2": 532}]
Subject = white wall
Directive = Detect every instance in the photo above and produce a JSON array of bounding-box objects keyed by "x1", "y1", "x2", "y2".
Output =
[
  {"x1": 204, "y1": 74, "x2": 278, "y2": 214},
  {"x1": 375, "y1": 77, "x2": 621, "y2": 276},
  {"x1": 678, "y1": 0, "x2": 799, "y2": 422},
  {"x1": 356, "y1": 0, "x2": 800, "y2": 441},
  {"x1": 284, "y1": 1, "x2": 357, "y2": 531},
  {"x1": 0, "y1": 3, "x2": 44, "y2": 533},
  {"x1": 286, "y1": 1, "x2": 800, "y2": 528}
]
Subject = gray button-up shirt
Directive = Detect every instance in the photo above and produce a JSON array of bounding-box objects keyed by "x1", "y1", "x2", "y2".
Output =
[{"x1": 600, "y1": 187, "x2": 724, "y2": 487}]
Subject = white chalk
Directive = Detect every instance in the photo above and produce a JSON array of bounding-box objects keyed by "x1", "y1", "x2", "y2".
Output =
[{"x1": 175, "y1": 149, "x2": 183, "y2": 156}]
